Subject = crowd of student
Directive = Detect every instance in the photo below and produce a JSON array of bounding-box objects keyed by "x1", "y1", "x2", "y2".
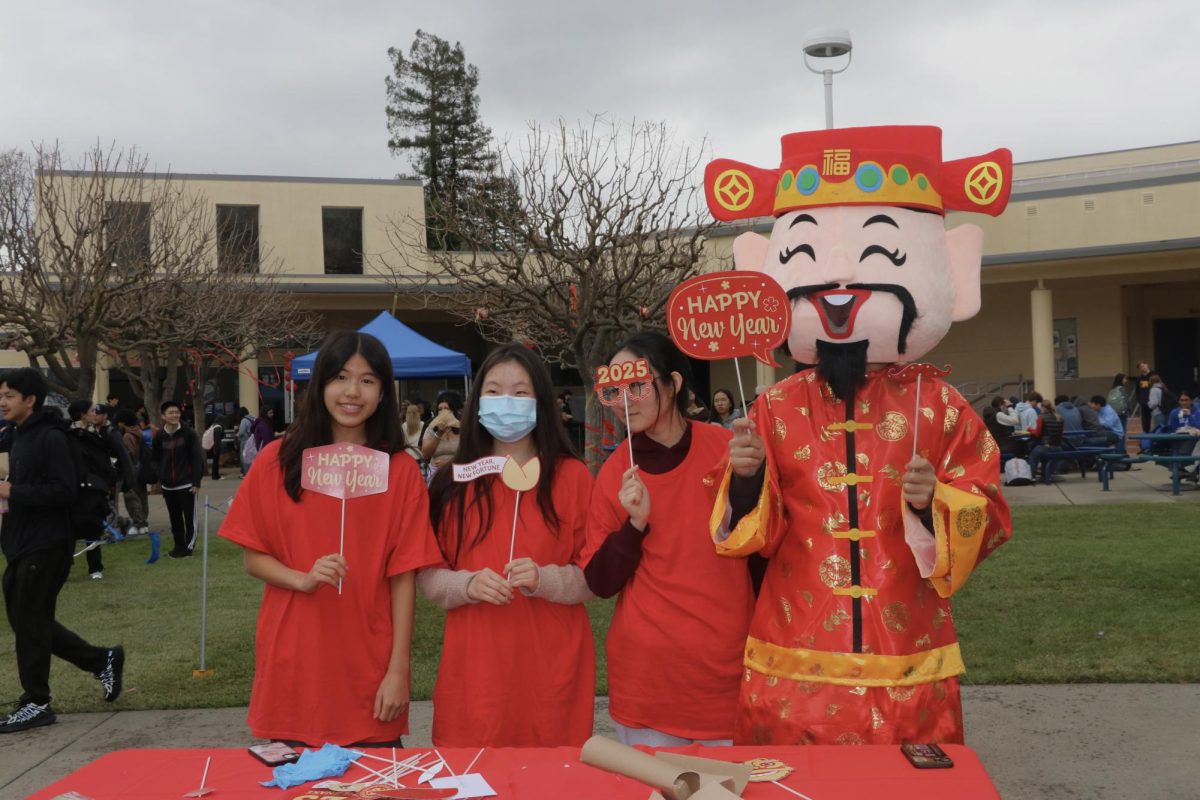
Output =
[{"x1": 979, "y1": 363, "x2": 1200, "y2": 483}]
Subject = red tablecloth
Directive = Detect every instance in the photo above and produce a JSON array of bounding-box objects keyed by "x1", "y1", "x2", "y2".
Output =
[{"x1": 31, "y1": 744, "x2": 1000, "y2": 800}]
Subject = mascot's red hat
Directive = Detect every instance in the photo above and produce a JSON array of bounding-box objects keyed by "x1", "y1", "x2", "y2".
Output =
[{"x1": 705, "y1": 125, "x2": 1012, "y2": 221}]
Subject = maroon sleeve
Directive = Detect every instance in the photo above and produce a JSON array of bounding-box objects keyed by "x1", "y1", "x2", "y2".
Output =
[{"x1": 583, "y1": 520, "x2": 650, "y2": 599}]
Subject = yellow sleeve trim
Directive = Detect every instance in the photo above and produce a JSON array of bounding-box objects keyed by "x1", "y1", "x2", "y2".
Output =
[
  {"x1": 710, "y1": 461, "x2": 773, "y2": 558},
  {"x1": 744, "y1": 637, "x2": 964, "y2": 687},
  {"x1": 928, "y1": 481, "x2": 989, "y2": 599}
]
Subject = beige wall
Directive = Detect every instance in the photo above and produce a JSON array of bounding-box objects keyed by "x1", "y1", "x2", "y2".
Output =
[
  {"x1": 928, "y1": 278, "x2": 1126, "y2": 384},
  {"x1": 0, "y1": 351, "x2": 28, "y2": 369},
  {"x1": 960, "y1": 180, "x2": 1200, "y2": 257},
  {"x1": 173, "y1": 175, "x2": 428, "y2": 277}
]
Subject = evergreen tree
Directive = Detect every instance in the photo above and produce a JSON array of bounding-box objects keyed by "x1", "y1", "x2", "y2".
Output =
[{"x1": 386, "y1": 30, "x2": 496, "y2": 249}]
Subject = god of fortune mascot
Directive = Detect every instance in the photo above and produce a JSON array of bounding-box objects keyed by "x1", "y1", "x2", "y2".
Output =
[{"x1": 705, "y1": 126, "x2": 1013, "y2": 746}]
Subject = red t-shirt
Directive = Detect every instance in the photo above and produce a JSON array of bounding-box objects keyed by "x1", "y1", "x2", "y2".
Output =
[
  {"x1": 583, "y1": 420, "x2": 754, "y2": 740},
  {"x1": 432, "y1": 458, "x2": 595, "y2": 747},
  {"x1": 220, "y1": 440, "x2": 443, "y2": 745}
]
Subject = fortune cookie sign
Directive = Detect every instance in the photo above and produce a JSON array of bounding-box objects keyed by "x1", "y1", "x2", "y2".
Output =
[
  {"x1": 667, "y1": 272, "x2": 791, "y2": 367},
  {"x1": 301, "y1": 443, "x2": 390, "y2": 500}
]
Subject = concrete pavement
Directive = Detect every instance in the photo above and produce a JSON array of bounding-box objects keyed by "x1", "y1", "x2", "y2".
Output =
[{"x1": 1003, "y1": 462, "x2": 1200, "y2": 506}]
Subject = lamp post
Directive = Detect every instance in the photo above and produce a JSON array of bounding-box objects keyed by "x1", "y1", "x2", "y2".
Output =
[{"x1": 802, "y1": 28, "x2": 853, "y2": 129}]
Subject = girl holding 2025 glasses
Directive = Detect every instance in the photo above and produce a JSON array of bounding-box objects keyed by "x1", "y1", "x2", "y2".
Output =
[{"x1": 582, "y1": 331, "x2": 754, "y2": 747}]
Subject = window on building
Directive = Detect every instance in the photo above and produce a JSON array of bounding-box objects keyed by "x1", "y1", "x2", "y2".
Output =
[
  {"x1": 216, "y1": 205, "x2": 260, "y2": 273},
  {"x1": 322, "y1": 207, "x2": 363, "y2": 275},
  {"x1": 105, "y1": 201, "x2": 151, "y2": 270}
]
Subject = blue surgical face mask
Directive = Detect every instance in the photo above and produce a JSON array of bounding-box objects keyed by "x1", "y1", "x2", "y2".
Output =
[{"x1": 478, "y1": 395, "x2": 538, "y2": 443}]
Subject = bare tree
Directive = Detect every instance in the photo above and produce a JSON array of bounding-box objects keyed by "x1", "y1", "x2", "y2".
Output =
[
  {"x1": 103, "y1": 253, "x2": 319, "y2": 428},
  {"x1": 379, "y1": 118, "x2": 716, "y2": 466},
  {"x1": 0, "y1": 143, "x2": 212, "y2": 399}
]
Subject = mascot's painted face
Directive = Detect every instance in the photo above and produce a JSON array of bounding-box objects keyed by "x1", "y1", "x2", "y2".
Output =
[{"x1": 732, "y1": 205, "x2": 985, "y2": 365}]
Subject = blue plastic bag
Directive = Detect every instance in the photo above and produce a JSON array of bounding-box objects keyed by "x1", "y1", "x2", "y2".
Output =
[{"x1": 260, "y1": 743, "x2": 361, "y2": 790}]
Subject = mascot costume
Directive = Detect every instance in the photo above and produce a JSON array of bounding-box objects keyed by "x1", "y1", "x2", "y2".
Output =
[{"x1": 705, "y1": 126, "x2": 1014, "y2": 746}]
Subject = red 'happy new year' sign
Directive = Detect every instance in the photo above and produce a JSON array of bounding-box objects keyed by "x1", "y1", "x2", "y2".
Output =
[{"x1": 667, "y1": 272, "x2": 791, "y2": 367}]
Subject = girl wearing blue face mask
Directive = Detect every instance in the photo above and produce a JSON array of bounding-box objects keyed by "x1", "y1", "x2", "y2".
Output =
[{"x1": 418, "y1": 343, "x2": 595, "y2": 747}]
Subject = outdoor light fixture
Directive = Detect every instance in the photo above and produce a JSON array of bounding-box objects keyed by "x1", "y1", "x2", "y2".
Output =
[{"x1": 802, "y1": 27, "x2": 853, "y2": 129}]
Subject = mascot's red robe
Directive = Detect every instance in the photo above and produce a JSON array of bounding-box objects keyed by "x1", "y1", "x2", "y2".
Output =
[{"x1": 709, "y1": 367, "x2": 1010, "y2": 745}]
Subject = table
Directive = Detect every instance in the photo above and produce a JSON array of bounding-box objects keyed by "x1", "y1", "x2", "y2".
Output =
[
  {"x1": 1129, "y1": 432, "x2": 1200, "y2": 446},
  {"x1": 31, "y1": 744, "x2": 1000, "y2": 800},
  {"x1": 1125, "y1": 433, "x2": 1200, "y2": 494}
]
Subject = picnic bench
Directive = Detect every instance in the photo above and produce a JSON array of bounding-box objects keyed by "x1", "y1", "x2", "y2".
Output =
[
  {"x1": 1036, "y1": 445, "x2": 1114, "y2": 484},
  {"x1": 1100, "y1": 452, "x2": 1200, "y2": 495}
]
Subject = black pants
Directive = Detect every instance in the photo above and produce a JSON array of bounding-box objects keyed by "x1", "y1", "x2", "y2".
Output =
[
  {"x1": 3, "y1": 540, "x2": 108, "y2": 705},
  {"x1": 84, "y1": 540, "x2": 103, "y2": 575},
  {"x1": 211, "y1": 442, "x2": 221, "y2": 480},
  {"x1": 75, "y1": 490, "x2": 108, "y2": 575},
  {"x1": 162, "y1": 488, "x2": 196, "y2": 554}
]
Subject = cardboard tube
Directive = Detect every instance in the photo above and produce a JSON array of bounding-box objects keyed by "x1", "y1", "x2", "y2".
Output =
[
  {"x1": 580, "y1": 736, "x2": 700, "y2": 800},
  {"x1": 655, "y1": 752, "x2": 751, "y2": 795}
]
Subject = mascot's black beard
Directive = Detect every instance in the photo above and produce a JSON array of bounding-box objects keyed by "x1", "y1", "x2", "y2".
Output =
[{"x1": 815, "y1": 339, "x2": 870, "y2": 404}]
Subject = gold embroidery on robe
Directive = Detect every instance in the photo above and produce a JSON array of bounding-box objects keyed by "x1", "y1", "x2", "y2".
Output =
[
  {"x1": 882, "y1": 602, "x2": 910, "y2": 632},
  {"x1": 877, "y1": 412, "x2": 908, "y2": 441},
  {"x1": 819, "y1": 555, "x2": 852, "y2": 588}
]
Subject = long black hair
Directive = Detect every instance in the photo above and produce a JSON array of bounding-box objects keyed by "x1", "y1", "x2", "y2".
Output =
[
  {"x1": 711, "y1": 387, "x2": 736, "y2": 421},
  {"x1": 278, "y1": 331, "x2": 403, "y2": 501},
  {"x1": 610, "y1": 330, "x2": 693, "y2": 420},
  {"x1": 428, "y1": 343, "x2": 579, "y2": 566}
]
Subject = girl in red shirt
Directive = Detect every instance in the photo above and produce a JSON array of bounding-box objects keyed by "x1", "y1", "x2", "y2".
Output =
[
  {"x1": 419, "y1": 344, "x2": 595, "y2": 747},
  {"x1": 583, "y1": 332, "x2": 755, "y2": 747},
  {"x1": 221, "y1": 331, "x2": 442, "y2": 746}
]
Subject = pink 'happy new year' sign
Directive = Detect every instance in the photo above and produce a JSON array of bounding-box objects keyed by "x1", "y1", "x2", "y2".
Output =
[{"x1": 301, "y1": 443, "x2": 390, "y2": 500}]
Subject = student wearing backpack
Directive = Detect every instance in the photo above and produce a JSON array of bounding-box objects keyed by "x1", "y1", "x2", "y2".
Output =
[
  {"x1": 0, "y1": 369, "x2": 124, "y2": 734},
  {"x1": 115, "y1": 410, "x2": 151, "y2": 536},
  {"x1": 153, "y1": 401, "x2": 204, "y2": 558},
  {"x1": 94, "y1": 404, "x2": 135, "y2": 537},
  {"x1": 1147, "y1": 375, "x2": 1177, "y2": 432},
  {"x1": 66, "y1": 401, "x2": 122, "y2": 579}
]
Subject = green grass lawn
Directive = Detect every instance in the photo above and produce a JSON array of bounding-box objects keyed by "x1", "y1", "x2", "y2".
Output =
[{"x1": 1, "y1": 504, "x2": 1195, "y2": 713}]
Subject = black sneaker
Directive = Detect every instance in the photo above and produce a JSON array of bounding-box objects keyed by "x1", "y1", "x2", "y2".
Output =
[
  {"x1": 96, "y1": 646, "x2": 125, "y2": 702},
  {"x1": 0, "y1": 702, "x2": 56, "y2": 733}
]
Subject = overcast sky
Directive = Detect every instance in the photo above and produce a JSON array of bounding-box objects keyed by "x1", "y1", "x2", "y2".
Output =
[{"x1": 3, "y1": 0, "x2": 1197, "y2": 180}]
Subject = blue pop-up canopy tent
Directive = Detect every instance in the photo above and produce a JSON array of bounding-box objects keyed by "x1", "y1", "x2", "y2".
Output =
[{"x1": 290, "y1": 311, "x2": 473, "y2": 381}]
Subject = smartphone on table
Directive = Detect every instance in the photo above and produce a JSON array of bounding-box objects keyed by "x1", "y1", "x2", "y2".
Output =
[
  {"x1": 249, "y1": 742, "x2": 301, "y2": 766},
  {"x1": 900, "y1": 743, "x2": 954, "y2": 769}
]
